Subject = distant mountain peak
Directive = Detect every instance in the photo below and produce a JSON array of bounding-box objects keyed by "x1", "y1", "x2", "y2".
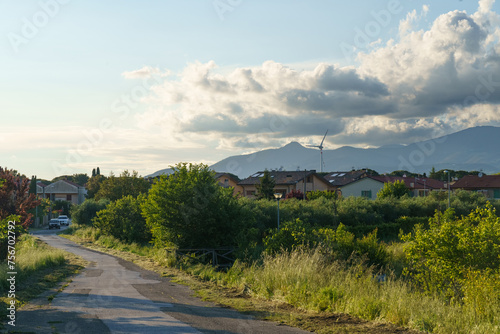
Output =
[
  {"x1": 282, "y1": 141, "x2": 305, "y2": 149},
  {"x1": 148, "y1": 126, "x2": 500, "y2": 179}
]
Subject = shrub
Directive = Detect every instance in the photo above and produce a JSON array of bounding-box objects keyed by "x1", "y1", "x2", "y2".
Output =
[
  {"x1": 377, "y1": 180, "x2": 409, "y2": 199},
  {"x1": 306, "y1": 190, "x2": 338, "y2": 201},
  {"x1": 264, "y1": 219, "x2": 388, "y2": 267},
  {"x1": 93, "y1": 195, "x2": 151, "y2": 244},
  {"x1": 403, "y1": 203, "x2": 500, "y2": 300},
  {"x1": 70, "y1": 198, "x2": 109, "y2": 225}
]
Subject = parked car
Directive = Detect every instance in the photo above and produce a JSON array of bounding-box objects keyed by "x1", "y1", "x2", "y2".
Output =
[
  {"x1": 58, "y1": 215, "x2": 70, "y2": 226},
  {"x1": 49, "y1": 219, "x2": 61, "y2": 229}
]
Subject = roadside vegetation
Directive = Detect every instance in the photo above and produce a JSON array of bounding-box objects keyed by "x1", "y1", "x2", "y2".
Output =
[
  {"x1": 2, "y1": 164, "x2": 498, "y2": 333},
  {"x1": 0, "y1": 168, "x2": 86, "y2": 329},
  {"x1": 62, "y1": 163, "x2": 500, "y2": 333},
  {"x1": 0, "y1": 234, "x2": 87, "y2": 327}
]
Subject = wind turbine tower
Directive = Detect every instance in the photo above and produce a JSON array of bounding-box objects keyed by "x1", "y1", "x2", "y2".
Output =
[{"x1": 308, "y1": 130, "x2": 328, "y2": 172}]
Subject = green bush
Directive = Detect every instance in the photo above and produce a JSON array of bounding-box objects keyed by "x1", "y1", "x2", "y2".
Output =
[
  {"x1": 337, "y1": 197, "x2": 383, "y2": 226},
  {"x1": 93, "y1": 195, "x2": 151, "y2": 244},
  {"x1": 263, "y1": 219, "x2": 388, "y2": 267},
  {"x1": 377, "y1": 180, "x2": 410, "y2": 199},
  {"x1": 142, "y1": 163, "x2": 250, "y2": 249},
  {"x1": 403, "y1": 203, "x2": 500, "y2": 301},
  {"x1": 70, "y1": 198, "x2": 109, "y2": 225},
  {"x1": 307, "y1": 190, "x2": 338, "y2": 201},
  {"x1": 51, "y1": 200, "x2": 72, "y2": 216}
]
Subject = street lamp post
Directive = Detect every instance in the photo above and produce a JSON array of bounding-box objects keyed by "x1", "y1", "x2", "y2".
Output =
[
  {"x1": 445, "y1": 170, "x2": 451, "y2": 208},
  {"x1": 274, "y1": 192, "x2": 282, "y2": 231}
]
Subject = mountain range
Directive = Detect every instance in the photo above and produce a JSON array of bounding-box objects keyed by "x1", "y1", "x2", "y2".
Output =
[{"x1": 148, "y1": 126, "x2": 500, "y2": 179}]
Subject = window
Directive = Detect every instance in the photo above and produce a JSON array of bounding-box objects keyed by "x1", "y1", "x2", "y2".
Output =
[
  {"x1": 246, "y1": 190, "x2": 255, "y2": 196},
  {"x1": 494, "y1": 189, "x2": 500, "y2": 199},
  {"x1": 361, "y1": 190, "x2": 372, "y2": 198},
  {"x1": 66, "y1": 194, "x2": 72, "y2": 201}
]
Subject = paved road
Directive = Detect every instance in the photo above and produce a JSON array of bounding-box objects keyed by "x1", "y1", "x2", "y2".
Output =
[{"x1": 13, "y1": 230, "x2": 311, "y2": 334}]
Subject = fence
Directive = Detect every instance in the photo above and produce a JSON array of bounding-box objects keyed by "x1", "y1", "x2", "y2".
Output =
[{"x1": 166, "y1": 247, "x2": 235, "y2": 269}]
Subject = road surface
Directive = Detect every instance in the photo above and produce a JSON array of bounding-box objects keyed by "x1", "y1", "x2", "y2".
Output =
[{"x1": 11, "y1": 227, "x2": 311, "y2": 334}]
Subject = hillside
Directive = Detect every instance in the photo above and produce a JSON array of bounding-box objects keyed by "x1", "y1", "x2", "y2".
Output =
[{"x1": 149, "y1": 126, "x2": 500, "y2": 178}]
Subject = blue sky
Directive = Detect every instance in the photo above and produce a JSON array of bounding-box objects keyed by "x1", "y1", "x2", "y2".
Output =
[{"x1": 2, "y1": 0, "x2": 500, "y2": 179}]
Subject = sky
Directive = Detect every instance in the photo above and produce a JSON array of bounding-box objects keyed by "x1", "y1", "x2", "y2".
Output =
[{"x1": 2, "y1": 0, "x2": 500, "y2": 179}]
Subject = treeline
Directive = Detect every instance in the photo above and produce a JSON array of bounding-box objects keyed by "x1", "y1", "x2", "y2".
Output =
[{"x1": 71, "y1": 163, "x2": 499, "y2": 254}]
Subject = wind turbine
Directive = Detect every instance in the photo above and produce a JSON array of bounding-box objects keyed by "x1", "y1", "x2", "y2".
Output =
[{"x1": 308, "y1": 130, "x2": 328, "y2": 172}]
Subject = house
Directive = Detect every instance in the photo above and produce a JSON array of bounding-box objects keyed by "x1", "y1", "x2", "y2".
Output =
[
  {"x1": 324, "y1": 170, "x2": 371, "y2": 189},
  {"x1": 339, "y1": 175, "x2": 445, "y2": 199},
  {"x1": 451, "y1": 175, "x2": 500, "y2": 199},
  {"x1": 339, "y1": 177, "x2": 382, "y2": 199},
  {"x1": 371, "y1": 176, "x2": 446, "y2": 197},
  {"x1": 238, "y1": 170, "x2": 333, "y2": 198},
  {"x1": 37, "y1": 180, "x2": 87, "y2": 204},
  {"x1": 214, "y1": 172, "x2": 243, "y2": 196}
]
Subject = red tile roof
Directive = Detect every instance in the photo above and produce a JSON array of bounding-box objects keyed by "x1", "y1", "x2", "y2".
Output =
[{"x1": 451, "y1": 175, "x2": 500, "y2": 189}]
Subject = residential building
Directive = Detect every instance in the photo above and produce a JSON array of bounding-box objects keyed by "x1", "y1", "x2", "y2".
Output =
[
  {"x1": 214, "y1": 172, "x2": 243, "y2": 196},
  {"x1": 37, "y1": 180, "x2": 87, "y2": 204},
  {"x1": 238, "y1": 170, "x2": 333, "y2": 198},
  {"x1": 324, "y1": 170, "x2": 371, "y2": 189},
  {"x1": 451, "y1": 175, "x2": 500, "y2": 199},
  {"x1": 339, "y1": 175, "x2": 445, "y2": 199}
]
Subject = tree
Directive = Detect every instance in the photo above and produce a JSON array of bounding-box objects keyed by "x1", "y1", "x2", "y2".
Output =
[
  {"x1": 256, "y1": 170, "x2": 275, "y2": 200},
  {"x1": 141, "y1": 163, "x2": 246, "y2": 248},
  {"x1": 72, "y1": 173, "x2": 89, "y2": 186},
  {"x1": 0, "y1": 167, "x2": 40, "y2": 229},
  {"x1": 29, "y1": 175, "x2": 37, "y2": 194},
  {"x1": 389, "y1": 170, "x2": 418, "y2": 177},
  {"x1": 429, "y1": 166, "x2": 438, "y2": 179},
  {"x1": 377, "y1": 180, "x2": 409, "y2": 199},
  {"x1": 52, "y1": 200, "x2": 72, "y2": 216},
  {"x1": 93, "y1": 195, "x2": 150, "y2": 244},
  {"x1": 94, "y1": 170, "x2": 150, "y2": 202},
  {"x1": 86, "y1": 174, "x2": 107, "y2": 199},
  {"x1": 70, "y1": 198, "x2": 109, "y2": 225}
]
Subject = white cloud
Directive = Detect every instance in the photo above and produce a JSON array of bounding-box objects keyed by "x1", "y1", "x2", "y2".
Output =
[
  {"x1": 111, "y1": 2, "x2": 500, "y2": 164},
  {"x1": 122, "y1": 66, "x2": 169, "y2": 79}
]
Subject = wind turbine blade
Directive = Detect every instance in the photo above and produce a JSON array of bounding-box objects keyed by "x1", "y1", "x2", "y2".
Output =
[{"x1": 320, "y1": 129, "x2": 328, "y2": 147}]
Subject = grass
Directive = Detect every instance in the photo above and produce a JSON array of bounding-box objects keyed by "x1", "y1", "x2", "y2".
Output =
[
  {"x1": 0, "y1": 235, "x2": 87, "y2": 329},
  {"x1": 61, "y1": 224, "x2": 500, "y2": 334}
]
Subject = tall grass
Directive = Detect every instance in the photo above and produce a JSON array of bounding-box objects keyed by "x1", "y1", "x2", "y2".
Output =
[
  {"x1": 0, "y1": 235, "x2": 66, "y2": 293},
  {"x1": 66, "y1": 224, "x2": 500, "y2": 333},
  {"x1": 63, "y1": 224, "x2": 170, "y2": 266},
  {"x1": 223, "y1": 249, "x2": 499, "y2": 334}
]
